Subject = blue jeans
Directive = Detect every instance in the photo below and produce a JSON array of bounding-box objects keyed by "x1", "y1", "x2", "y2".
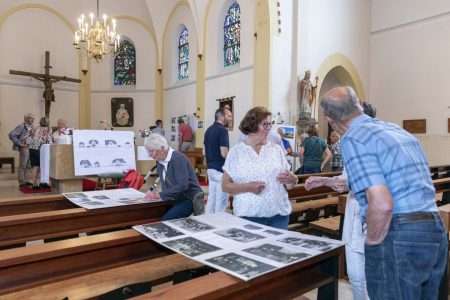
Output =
[
  {"x1": 242, "y1": 215, "x2": 289, "y2": 230},
  {"x1": 365, "y1": 212, "x2": 447, "y2": 300},
  {"x1": 162, "y1": 200, "x2": 193, "y2": 220}
]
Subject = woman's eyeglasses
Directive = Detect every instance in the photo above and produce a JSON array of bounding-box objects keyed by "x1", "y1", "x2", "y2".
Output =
[{"x1": 262, "y1": 122, "x2": 272, "y2": 129}]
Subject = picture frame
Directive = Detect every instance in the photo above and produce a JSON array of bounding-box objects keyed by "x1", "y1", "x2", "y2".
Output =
[{"x1": 111, "y1": 97, "x2": 133, "y2": 127}]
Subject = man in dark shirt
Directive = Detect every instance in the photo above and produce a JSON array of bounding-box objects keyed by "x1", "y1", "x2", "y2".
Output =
[
  {"x1": 144, "y1": 134, "x2": 203, "y2": 220},
  {"x1": 204, "y1": 108, "x2": 232, "y2": 213}
]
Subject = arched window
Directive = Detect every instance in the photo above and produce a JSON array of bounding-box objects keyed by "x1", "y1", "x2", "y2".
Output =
[
  {"x1": 224, "y1": 1, "x2": 240, "y2": 67},
  {"x1": 114, "y1": 39, "x2": 136, "y2": 86},
  {"x1": 178, "y1": 26, "x2": 189, "y2": 80}
]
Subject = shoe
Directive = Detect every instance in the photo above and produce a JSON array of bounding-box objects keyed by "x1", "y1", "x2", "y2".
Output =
[
  {"x1": 32, "y1": 185, "x2": 39, "y2": 191},
  {"x1": 25, "y1": 182, "x2": 33, "y2": 187},
  {"x1": 39, "y1": 183, "x2": 50, "y2": 189}
]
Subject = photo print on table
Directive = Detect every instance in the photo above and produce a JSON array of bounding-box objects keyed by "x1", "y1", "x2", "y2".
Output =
[
  {"x1": 243, "y1": 224, "x2": 262, "y2": 230},
  {"x1": 277, "y1": 237, "x2": 334, "y2": 252},
  {"x1": 163, "y1": 237, "x2": 221, "y2": 257},
  {"x1": 140, "y1": 223, "x2": 185, "y2": 240},
  {"x1": 206, "y1": 253, "x2": 275, "y2": 279},
  {"x1": 64, "y1": 193, "x2": 88, "y2": 199},
  {"x1": 167, "y1": 218, "x2": 215, "y2": 233},
  {"x1": 263, "y1": 230, "x2": 283, "y2": 236},
  {"x1": 92, "y1": 195, "x2": 110, "y2": 200},
  {"x1": 243, "y1": 243, "x2": 311, "y2": 264},
  {"x1": 214, "y1": 228, "x2": 265, "y2": 243}
]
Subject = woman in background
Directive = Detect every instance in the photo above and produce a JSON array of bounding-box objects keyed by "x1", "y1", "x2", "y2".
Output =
[
  {"x1": 299, "y1": 125, "x2": 332, "y2": 173},
  {"x1": 28, "y1": 117, "x2": 52, "y2": 189}
]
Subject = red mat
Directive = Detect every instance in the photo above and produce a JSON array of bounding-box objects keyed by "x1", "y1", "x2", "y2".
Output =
[{"x1": 20, "y1": 186, "x2": 52, "y2": 194}]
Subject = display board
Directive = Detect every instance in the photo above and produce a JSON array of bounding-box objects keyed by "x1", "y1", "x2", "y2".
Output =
[
  {"x1": 134, "y1": 212, "x2": 343, "y2": 281},
  {"x1": 73, "y1": 130, "x2": 136, "y2": 176}
]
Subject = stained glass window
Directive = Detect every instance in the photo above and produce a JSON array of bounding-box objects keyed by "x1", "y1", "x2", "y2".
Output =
[
  {"x1": 224, "y1": 2, "x2": 240, "y2": 67},
  {"x1": 178, "y1": 26, "x2": 189, "y2": 80},
  {"x1": 114, "y1": 39, "x2": 136, "y2": 86}
]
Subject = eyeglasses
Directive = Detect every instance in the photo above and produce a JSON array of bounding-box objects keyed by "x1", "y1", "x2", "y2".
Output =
[{"x1": 262, "y1": 122, "x2": 272, "y2": 129}]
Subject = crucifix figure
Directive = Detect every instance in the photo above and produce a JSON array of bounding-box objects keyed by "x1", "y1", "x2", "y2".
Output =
[{"x1": 10, "y1": 51, "x2": 81, "y2": 118}]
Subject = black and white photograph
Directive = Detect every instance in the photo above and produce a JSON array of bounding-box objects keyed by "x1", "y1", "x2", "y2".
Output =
[
  {"x1": 92, "y1": 195, "x2": 110, "y2": 200},
  {"x1": 140, "y1": 223, "x2": 185, "y2": 240},
  {"x1": 80, "y1": 160, "x2": 92, "y2": 168},
  {"x1": 206, "y1": 253, "x2": 275, "y2": 279},
  {"x1": 243, "y1": 243, "x2": 311, "y2": 264},
  {"x1": 64, "y1": 192, "x2": 88, "y2": 199},
  {"x1": 163, "y1": 237, "x2": 221, "y2": 257},
  {"x1": 214, "y1": 228, "x2": 265, "y2": 243},
  {"x1": 112, "y1": 158, "x2": 127, "y2": 166},
  {"x1": 243, "y1": 224, "x2": 262, "y2": 230},
  {"x1": 167, "y1": 218, "x2": 215, "y2": 233},
  {"x1": 264, "y1": 229, "x2": 283, "y2": 236},
  {"x1": 277, "y1": 237, "x2": 334, "y2": 252}
]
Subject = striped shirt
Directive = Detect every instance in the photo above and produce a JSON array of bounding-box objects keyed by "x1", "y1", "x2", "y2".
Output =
[{"x1": 341, "y1": 114, "x2": 437, "y2": 221}]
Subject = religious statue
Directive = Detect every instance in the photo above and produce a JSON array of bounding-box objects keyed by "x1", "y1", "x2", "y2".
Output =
[
  {"x1": 298, "y1": 70, "x2": 319, "y2": 120},
  {"x1": 115, "y1": 104, "x2": 130, "y2": 126}
]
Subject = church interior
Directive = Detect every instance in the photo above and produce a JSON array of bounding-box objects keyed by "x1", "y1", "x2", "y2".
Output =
[{"x1": 0, "y1": 0, "x2": 449, "y2": 299}]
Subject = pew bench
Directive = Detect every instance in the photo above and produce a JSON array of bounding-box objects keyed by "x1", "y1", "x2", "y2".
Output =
[{"x1": 0, "y1": 157, "x2": 14, "y2": 173}]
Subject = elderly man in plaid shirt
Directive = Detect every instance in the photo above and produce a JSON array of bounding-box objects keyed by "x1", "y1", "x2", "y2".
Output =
[{"x1": 320, "y1": 86, "x2": 447, "y2": 300}]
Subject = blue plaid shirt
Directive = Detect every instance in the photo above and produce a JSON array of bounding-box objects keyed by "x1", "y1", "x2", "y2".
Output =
[{"x1": 341, "y1": 114, "x2": 437, "y2": 222}]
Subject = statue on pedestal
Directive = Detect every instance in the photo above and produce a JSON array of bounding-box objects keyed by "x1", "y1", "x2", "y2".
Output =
[{"x1": 298, "y1": 70, "x2": 319, "y2": 120}]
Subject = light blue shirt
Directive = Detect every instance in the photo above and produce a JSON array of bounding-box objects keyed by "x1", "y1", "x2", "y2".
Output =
[{"x1": 341, "y1": 114, "x2": 437, "y2": 222}]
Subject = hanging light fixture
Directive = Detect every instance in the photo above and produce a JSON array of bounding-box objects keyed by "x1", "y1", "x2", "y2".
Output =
[{"x1": 73, "y1": 0, "x2": 120, "y2": 63}]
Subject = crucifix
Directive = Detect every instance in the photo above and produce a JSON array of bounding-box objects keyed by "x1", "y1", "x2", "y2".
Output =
[{"x1": 9, "y1": 51, "x2": 82, "y2": 118}]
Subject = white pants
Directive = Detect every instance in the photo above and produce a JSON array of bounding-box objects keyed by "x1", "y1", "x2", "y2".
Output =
[
  {"x1": 343, "y1": 194, "x2": 369, "y2": 300},
  {"x1": 206, "y1": 169, "x2": 228, "y2": 213}
]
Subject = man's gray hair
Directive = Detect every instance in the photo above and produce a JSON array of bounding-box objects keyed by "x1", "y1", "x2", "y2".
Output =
[
  {"x1": 24, "y1": 113, "x2": 34, "y2": 120},
  {"x1": 320, "y1": 86, "x2": 362, "y2": 121},
  {"x1": 144, "y1": 133, "x2": 169, "y2": 150}
]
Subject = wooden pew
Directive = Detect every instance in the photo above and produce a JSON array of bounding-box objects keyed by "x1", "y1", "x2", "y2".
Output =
[
  {"x1": 0, "y1": 228, "x2": 344, "y2": 299},
  {"x1": 0, "y1": 194, "x2": 74, "y2": 217}
]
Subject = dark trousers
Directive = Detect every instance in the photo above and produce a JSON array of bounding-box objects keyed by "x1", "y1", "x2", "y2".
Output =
[
  {"x1": 365, "y1": 212, "x2": 447, "y2": 300},
  {"x1": 162, "y1": 200, "x2": 193, "y2": 220}
]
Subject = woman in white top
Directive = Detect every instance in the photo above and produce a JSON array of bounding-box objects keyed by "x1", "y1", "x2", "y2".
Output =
[{"x1": 222, "y1": 107, "x2": 298, "y2": 229}]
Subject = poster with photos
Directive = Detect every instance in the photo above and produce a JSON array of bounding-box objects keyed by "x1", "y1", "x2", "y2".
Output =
[
  {"x1": 63, "y1": 188, "x2": 153, "y2": 209},
  {"x1": 133, "y1": 212, "x2": 343, "y2": 281},
  {"x1": 73, "y1": 130, "x2": 136, "y2": 176}
]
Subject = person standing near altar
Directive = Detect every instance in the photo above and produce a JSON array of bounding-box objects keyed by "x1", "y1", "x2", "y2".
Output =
[{"x1": 8, "y1": 113, "x2": 34, "y2": 187}]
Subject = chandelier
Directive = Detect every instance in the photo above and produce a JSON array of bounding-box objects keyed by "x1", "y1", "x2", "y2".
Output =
[{"x1": 73, "y1": 0, "x2": 120, "y2": 62}]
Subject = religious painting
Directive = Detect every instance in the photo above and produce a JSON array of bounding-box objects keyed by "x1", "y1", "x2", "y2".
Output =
[
  {"x1": 178, "y1": 25, "x2": 190, "y2": 80},
  {"x1": 114, "y1": 39, "x2": 136, "y2": 86},
  {"x1": 224, "y1": 1, "x2": 241, "y2": 67},
  {"x1": 217, "y1": 96, "x2": 235, "y2": 130},
  {"x1": 111, "y1": 98, "x2": 133, "y2": 127},
  {"x1": 403, "y1": 119, "x2": 426, "y2": 134}
]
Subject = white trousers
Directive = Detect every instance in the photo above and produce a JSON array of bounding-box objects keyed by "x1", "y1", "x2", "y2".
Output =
[{"x1": 205, "y1": 169, "x2": 228, "y2": 213}]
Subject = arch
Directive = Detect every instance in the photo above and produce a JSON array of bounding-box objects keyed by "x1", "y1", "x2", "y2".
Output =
[
  {"x1": 0, "y1": 3, "x2": 75, "y2": 32},
  {"x1": 114, "y1": 15, "x2": 159, "y2": 66},
  {"x1": 162, "y1": 0, "x2": 199, "y2": 64},
  {"x1": 113, "y1": 37, "x2": 136, "y2": 86},
  {"x1": 316, "y1": 60, "x2": 365, "y2": 138}
]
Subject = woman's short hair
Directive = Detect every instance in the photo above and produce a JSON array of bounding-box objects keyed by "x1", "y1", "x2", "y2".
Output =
[
  {"x1": 39, "y1": 117, "x2": 49, "y2": 127},
  {"x1": 239, "y1": 107, "x2": 272, "y2": 135},
  {"x1": 306, "y1": 125, "x2": 318, "y2": 137},
  {"x1": 144, "y1": 133, "x2": 169, "y2": 151}
]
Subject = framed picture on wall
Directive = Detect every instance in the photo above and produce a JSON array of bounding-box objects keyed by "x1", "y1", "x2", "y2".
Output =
[
  {"x1": 111, "y1": 98, "x2": 134, "y2": 127},
  {"x1": 217, "y1": 96, "x2": 235, "y2": 130}
]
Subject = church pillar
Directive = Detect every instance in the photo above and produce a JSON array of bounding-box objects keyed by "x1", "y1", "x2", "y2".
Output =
[
  {"x1": 253, "y1": 0, "x2": 271, "y2": 108},
  {"x1": 78, "y1": 55, "x2": 91, "y2": 129},
  {"x1": 195, "y1": 55, "x2": 205, "y2": 148},
  {"x1": 155, "y1": 68, "x2": 163, "y2": 120}
]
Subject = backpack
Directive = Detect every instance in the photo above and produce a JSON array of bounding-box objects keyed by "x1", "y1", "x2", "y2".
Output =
[{"x1": 119, "y1": 170, "x2": 144, "y2": 190}]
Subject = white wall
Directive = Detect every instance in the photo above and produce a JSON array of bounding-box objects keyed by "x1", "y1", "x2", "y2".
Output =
[
  {"x1": 90, "y1": 17, "x2": 157, "y2": 133},
  {"x1": 162, "y1": 3, "x2": 198, "y2": 141},
  {"x1": 370, "y1": 1, "x2": 450, "y2": 164},
  {"x1": 0, "y1": 6, "x2": 78, "y2": 156},
  {"x1": 297, "y1": 0, "x2": 370, "y2": 118},
  {"x1": 204, "y1": 0, "x2": 255, "y2": 146}
]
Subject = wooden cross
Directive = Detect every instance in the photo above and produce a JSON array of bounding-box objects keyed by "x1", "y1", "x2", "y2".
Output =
[{"x1": 9, "y1": 51, "x2": 81, "y2": 118}]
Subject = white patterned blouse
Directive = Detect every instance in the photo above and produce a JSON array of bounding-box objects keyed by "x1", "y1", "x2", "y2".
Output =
[{"x1": 223, "y1": 141, "x2": 292, "y2": 218}]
